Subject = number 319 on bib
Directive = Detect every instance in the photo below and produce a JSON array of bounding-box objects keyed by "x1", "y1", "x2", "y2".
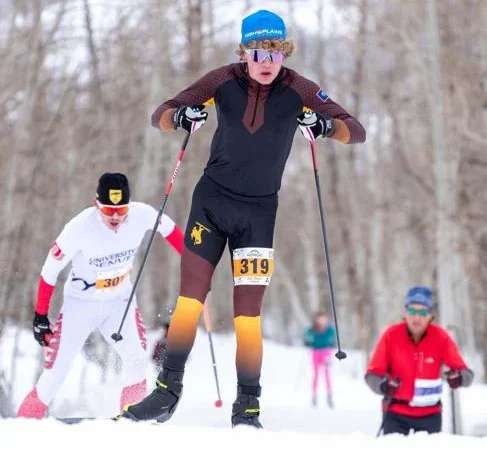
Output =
[{"x1": 232, "y1": 247, "x2": 274, "y2": 286}]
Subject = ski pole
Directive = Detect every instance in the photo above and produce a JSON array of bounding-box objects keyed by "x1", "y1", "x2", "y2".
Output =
[
  {"x1": 310, "y1": 140, "x2": 346, "y2": 360},
  {"x1": 450, "y1": 385, "x2": 457, "y2": 435},
  {"x1": 446, "y1": 324, "x2": 463, "y2": 435},
  {"x1": 111, "y1": 132, "x2": 191, "y2": 342},
  {"x1": 202, "y1": 297, "x2": 223, "y2": 407},
  {"x1": 376, "y1": 397, "x2": 392, "y2": 437}
]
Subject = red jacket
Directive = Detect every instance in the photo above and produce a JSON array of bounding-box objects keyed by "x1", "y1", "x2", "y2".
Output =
[{"x1": 366, "y1": 322, "x2": 469, "y2": 417}]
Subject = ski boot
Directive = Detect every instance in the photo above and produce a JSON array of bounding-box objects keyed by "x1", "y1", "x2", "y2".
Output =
[
  {"x1": 311, "y1": 394, "x2": 318, "y2": 408},
  {"x1": 231, "y1": 385, "x2": 263, "y2": 429},
  {"x1": 122, "y1": 369, "x2": 183, "y2": 423}
]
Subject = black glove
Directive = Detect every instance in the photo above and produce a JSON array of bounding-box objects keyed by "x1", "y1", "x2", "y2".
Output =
[
  {"x1": 379, "y1": 376, "x2": 400, "y2": 397},
  {"x1": 33, "y1": 312, "x2": 53, "y2": 346},
  {"x1": 446, "y1": 370, "x2": 463, "y2": 389},
  {"x1": 173, "y1": 105, "x2": 208, "y2": 133},
  {"x1": 297, "y1": 111, "x2": 336, "y2": 141}
]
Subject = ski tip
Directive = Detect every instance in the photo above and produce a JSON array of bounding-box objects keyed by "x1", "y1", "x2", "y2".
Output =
[
  {"x1": 55, "y1": 416, "x2": 122, "y2": 424},
  {"x1": 55, "y1": 417, "x2": 97, "y2": 424}
]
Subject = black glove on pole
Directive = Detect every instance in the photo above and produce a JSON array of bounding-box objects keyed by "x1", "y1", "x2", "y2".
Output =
[
  {"x1": 173, "y1": 105, "x2": 208, "y2": 134},
  {"x1": 297, "y1": 111, "x2": 336, "y2": 141}
]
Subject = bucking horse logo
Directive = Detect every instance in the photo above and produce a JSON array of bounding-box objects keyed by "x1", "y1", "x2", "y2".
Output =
[{"x1": 191, "y1": 222, "x2": 211, "y2": 246}]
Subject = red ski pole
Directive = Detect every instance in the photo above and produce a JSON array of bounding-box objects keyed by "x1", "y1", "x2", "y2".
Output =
[{"x1": 111, "y1": 132, "x2": 191, "y2": 342}]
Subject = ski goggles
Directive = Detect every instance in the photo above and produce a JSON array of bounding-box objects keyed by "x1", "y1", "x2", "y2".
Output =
[
  {"x1": 245, "y1": 49, "x2": 284, "y2": 63},
  {"x1": 98, "y1": 204, "x2": 129, "y2": 216},
  {"x1": 406, "y1": 307, "x2": 431, "y2": 317}
]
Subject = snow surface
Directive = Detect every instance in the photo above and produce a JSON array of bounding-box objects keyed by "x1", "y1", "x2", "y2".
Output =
[
  {"x1": 1, "y1": 325, "x2": 487, "y2": 469},
  {"x1": 3, "y1": 1, "x2": 485, "y2": 466}
]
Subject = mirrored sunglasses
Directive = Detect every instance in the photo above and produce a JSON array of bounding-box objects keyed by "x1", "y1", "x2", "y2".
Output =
[
  {"x1": 98, "y1": 204, "x2": 129, "y2": 216},
  {"x1": 406, "y1": 307, "x2": 430, "y2": 317},
  {"x1": 245, "y1": 49, "x2": 284, "y2": 64}
]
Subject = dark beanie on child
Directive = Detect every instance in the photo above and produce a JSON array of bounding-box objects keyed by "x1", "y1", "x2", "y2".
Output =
[{"x1": 96, "y1": 173, "x2": 130, "y2": 205}]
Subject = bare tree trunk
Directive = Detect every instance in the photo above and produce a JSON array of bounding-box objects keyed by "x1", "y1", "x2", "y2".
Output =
[
  {"x1": 368, "y1": 126, "x2": 387, "y2": 345},
  {"x1": 83, "y1": 0, "x2": 104, "y2": 108},
  {"x1": 0, "y1": 1, "x2": 44, "y2": 312},
  {"x1": 335, "y1": 0, "x2": 370, "y2": 349},
  {"x1": 303, "y1": 180, "x2": 320, "y2": 313},
  {"x1": 426, "y1": 0, "x2": 457, "y2": 329},
  {"x1": 277, "y1": 261, "x2": 310, "y2": 329},
  {"x1": 481, "y1": 1, "x2": 487, "y2": 130},
  {"x1": 135, "y1": 2, "x2": 172, "y2": 320}
]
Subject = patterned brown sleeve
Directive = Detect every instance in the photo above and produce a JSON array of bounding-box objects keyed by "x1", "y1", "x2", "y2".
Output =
[
  {"x1": 151, "y1": 64, "x2": 237, "y2": 130},
  {"x1": 286, "y1": 69, "x2": 366, "y2": 144}
]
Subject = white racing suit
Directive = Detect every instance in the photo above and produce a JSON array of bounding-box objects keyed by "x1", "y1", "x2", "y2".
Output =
[{"x1": 17, "y1": 202, "x2": 183, "y2": 417}]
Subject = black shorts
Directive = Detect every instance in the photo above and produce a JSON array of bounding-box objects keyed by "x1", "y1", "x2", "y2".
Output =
[{"x1": 184, "y1": 174, "x2": 278, "y2": 266}]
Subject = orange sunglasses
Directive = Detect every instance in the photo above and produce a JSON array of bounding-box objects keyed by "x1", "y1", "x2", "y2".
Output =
[{"x1": 98, "y1": 204, "x2": 129, "y2": 216}]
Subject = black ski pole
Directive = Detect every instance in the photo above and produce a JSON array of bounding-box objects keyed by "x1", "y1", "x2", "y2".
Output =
[
  {"x1": 309, "y1": 140, "x2": 346, "y2": 360},
  {"x1": 203, "y1": 297, "x2": 223, "y2": 407},
  {"x1": 446, "y1": 324, "x2": 462, "y2": 435},
  {"x1": 376, "y1": 397, "x2": 392, "y2": 437},
  {"x1": 111, "y1": 132, "x2": 191, "y2": 342},
  {"x1": 450, "y1": 385, "x2": 457, "y2": 434}
]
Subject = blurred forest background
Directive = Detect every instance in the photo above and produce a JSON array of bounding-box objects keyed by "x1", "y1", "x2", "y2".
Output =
[{"x1": 1, "y1": 0, "x2": 486, "y2": 379}]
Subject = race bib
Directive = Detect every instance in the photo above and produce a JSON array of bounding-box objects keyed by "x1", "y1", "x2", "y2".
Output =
[
  {"x1": 232, "y1": 247, "x2": 274, "y2": 286},
  {"x1": 409, "y1": 378, "x2": 442, "y2": 407},
  {"x1": 95, "y1": 265, "x2": 131, "y2": 292}
]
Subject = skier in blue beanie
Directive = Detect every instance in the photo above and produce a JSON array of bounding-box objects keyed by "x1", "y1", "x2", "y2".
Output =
[{"x1": 121, "y1": 9, "x2": 366, "y2": 429}]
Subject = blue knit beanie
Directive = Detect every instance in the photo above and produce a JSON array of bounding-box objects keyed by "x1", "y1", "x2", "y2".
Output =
[
  {"x1": 241, "y1": 10, "x2": 286, "y2": 44},
  {"x1": 405, "y1": 286, "x2": 433, "y2": 309}
]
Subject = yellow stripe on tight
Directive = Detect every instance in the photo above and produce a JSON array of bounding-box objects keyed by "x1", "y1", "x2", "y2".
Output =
[
  {"x1": 234, "y1": 316, "x2": 263, "y2": 381},
  {"x1": 166, "y1": 296, "x2": 203, "y2": 353}
]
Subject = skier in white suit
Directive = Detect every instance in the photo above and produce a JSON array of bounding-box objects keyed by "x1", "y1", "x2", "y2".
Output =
[{"x1": 17, "y1": 173, "x2": 183, "y2": 418}]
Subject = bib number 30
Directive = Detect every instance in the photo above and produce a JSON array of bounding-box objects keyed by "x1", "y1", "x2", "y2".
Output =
[
  {"x1": 233, "y1": 247, "x2": 274, "y2": 286},
  {"x1": 95, "y1": 266, "x2": 130, "y2": 292}
]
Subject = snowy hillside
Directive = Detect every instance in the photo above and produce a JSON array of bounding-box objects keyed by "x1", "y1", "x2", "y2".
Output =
[{"x1": 1, "y1": 325, "x2": 487, "y2": 468}]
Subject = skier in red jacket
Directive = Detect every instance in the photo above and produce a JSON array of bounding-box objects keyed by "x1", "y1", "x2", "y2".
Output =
[{"x1": 365, "y1": 286, "x2": 474, "y2": 435}]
